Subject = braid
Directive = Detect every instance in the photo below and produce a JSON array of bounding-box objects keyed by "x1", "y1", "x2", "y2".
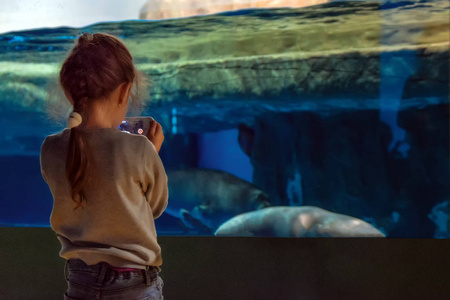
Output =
[
  {"x1": 66, "y1": 68, "x2": 90, "y2": 210},
  {"x1": 72, "y1": 65, "x2": 89, "y2": 108},
  {"x1": 66, "y1": 126, "x2": 89, "y2": 210}
]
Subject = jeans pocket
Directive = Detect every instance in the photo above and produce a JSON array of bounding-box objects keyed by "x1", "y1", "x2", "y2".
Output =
[
  {"x1": 137, "y1": 276, "x2": 164, "y2": 300},
  {"x1": 156, "y1": 276, "x2": 164, "y2": 293}
]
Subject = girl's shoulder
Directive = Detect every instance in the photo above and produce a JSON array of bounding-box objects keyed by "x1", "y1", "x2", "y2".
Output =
[
  {"x1": 42, "y1": 127, "x2": 152, "y2": 151},
  {"x1": 42, "y1": 128, "x2": 70, "y2": 145},
  {"x1": 40, "y1": 129, "x2": 70, "y2": 158},
  {"x1": 111, "y1": 129, "x2": 150, "y2": 145},
  {"x1": 87, "y1": 128, "x2": 153, "y2": 152}
]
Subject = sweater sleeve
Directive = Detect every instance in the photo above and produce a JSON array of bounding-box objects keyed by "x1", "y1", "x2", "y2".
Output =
[{"x1": 142, "y1": 140, "x2": 169, "y2": 219}]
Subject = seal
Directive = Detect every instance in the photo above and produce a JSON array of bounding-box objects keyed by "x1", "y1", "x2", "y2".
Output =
[
  {"x1": 166, "y1": 169, "x2": 270, "y2": 231},
  {"x1": 215, "y1": 206, "x2": 385, "y2": 237}
]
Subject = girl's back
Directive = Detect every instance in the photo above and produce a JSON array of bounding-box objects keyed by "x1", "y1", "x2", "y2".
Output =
[{"x1": 41, "y1": 127, "x2": 167, "y2": 268}]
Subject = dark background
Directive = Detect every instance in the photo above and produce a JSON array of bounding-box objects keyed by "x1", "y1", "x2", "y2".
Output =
[{"x1": 1, "y1": 227, "x2": 449, "y2": 300}]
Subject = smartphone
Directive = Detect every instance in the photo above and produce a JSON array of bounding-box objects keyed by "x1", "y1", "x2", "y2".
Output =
[{"x1": 118, "y1": 117, "x2": 154, "y2": 136}]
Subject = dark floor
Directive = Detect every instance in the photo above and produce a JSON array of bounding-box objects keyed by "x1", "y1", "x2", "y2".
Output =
[{"x1": 1, "y1": 228, "x2": 450, "y2": 300}]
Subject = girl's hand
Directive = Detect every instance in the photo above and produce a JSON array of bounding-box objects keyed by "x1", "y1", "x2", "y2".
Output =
[{"x1": 146, "y1": 119, "x2": 164, "y2": 153}]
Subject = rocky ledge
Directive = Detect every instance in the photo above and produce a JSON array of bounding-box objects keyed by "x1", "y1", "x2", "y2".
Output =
[{"x1": 0, "y1": 0, "x2": 448, "y2": 121}]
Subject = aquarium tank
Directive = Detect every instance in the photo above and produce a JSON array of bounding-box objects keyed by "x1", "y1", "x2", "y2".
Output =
[{"x1": 0, "y1": 0, "x2": 448, "y2": 238}]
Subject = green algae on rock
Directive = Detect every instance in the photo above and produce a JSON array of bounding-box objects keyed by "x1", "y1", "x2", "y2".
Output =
[{"x1": 0, "y1": 0, "x2": 448, "y2": 114}]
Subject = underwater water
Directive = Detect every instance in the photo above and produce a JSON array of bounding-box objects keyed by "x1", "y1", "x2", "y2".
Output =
[{"x1": 0, "y1": 0, "x2": 448, "y2": 238}]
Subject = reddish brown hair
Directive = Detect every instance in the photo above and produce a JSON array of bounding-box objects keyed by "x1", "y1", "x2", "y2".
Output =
[{"x1": 59, "y1": 32, "x2": 147, "y2": 209}]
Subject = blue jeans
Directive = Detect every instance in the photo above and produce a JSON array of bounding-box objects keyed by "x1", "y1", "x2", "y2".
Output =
[{"x1": 64, "y1": 259, "x2": 164, "y2": 300}]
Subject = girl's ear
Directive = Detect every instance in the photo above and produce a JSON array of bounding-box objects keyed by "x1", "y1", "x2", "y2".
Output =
[
  {"x1": 63, "y1": 89, "x2": 74, "y2": 106},
  {"x1": 118, "y1": 82, "x2": 132, "y2": 106},
  {"x1": 126, "y1": 82, "x2": 132, "y2": 104}
]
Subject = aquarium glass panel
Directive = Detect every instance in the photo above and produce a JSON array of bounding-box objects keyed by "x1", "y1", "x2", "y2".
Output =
[{"x1": 0, "y1": 0, "x2": 448, "y2": 238}]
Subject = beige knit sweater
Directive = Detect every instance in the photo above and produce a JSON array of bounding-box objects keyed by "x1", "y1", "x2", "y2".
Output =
[{"x1": 40, "y1": 128, "x2": 168, "y2": 269}]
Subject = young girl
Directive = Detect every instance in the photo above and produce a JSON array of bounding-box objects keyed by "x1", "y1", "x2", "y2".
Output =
[{"x1": 40, "y1": 33, "x2": 168, "y2": 300}]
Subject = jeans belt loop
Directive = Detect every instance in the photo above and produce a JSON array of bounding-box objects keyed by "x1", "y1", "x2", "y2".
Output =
[
  {"x1": 144, "y1": 266, "x2": 151, "y2": 286},
  {"x1": 96, "y1": 263, "x2": 108, "y2": 285}
]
